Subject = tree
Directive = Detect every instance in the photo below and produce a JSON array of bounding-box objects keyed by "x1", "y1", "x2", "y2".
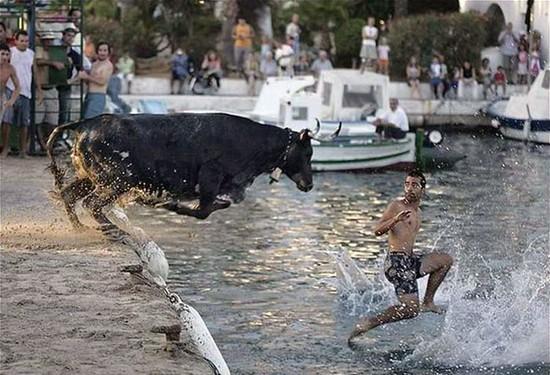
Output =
[{"x1": 394, "y1": 0, "x2": 408, "y2": 17}]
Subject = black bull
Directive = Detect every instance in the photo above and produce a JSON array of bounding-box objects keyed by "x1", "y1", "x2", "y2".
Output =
[{"x1": 47, "y1": 112, "x2": 316, "y2": 238}]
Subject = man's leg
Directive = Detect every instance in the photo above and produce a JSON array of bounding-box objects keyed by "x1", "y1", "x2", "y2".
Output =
[
  {"x1": 348, "y1": 293, "x2": 419, "y2": 345},
  {"x1": 419, "y1": 252, "x2": 453, "y2": 313},
  {"x1": 1, "y1": 122, "x2": 10, "y2": 158},
  {"x1": 19, "y1": 127, "x2": 28, "y2": 158}
]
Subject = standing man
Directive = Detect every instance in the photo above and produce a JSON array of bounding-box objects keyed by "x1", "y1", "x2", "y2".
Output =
[
  {"x1": 35, "y1": 33, "x2": 63, "y2": 149},
  {"x1": 232, "y1": 18, "x2": 255, "y2": 75},
  {"x1": 57, "y1": 27, "x2": 82, "y2": 125},
  {"x1": 78, "y1": 42, "x2": 113, "y2": 119},
  {"x1": 348, "y1": 170, "x2": 453, "y2": 346},
  {"x1": 0, "y1": 42, "x2": 21, "y2": 157},
  {"x1": 498, "y1": 23, "x2": 519, "y2": 84},
  {"x1": 310, "y1": 50, "x2": 333, "y2": 78},
  {"x1": 2, "y1": 30, "x2": 42, "y2": 158},
  {"x1": 286, "y1": 14, "x2": 301, "y2": 68}
]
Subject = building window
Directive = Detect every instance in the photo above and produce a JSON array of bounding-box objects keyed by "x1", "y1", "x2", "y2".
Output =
[{"x1": 322, "y1": 82, "x2": 332, "y2": 106}]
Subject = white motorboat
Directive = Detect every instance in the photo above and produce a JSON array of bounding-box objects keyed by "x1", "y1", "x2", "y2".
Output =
[
  {"x1": 486, "y1": 68, "x2": 550, "y2": 144},
  {"x1": 250, "y1": 70, "x2": 418, "y2": 171}
]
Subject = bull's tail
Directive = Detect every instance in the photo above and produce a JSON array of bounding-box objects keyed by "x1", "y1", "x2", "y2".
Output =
[{"x1": 46, "y1": 120, "x2": 85, "y2": 192}]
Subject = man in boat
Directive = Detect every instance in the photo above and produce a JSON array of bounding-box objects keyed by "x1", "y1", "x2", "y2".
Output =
[
  {"x1": 373, "y1": 97, "x2": 409, "y2": 140},
  {"x1": 348, "y1": 170, "x2": 453, "y2": 346}
]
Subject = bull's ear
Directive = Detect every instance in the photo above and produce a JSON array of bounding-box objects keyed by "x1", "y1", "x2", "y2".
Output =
[{"x1": 299, "y1": 129, "x2": 311, "y2": 142}]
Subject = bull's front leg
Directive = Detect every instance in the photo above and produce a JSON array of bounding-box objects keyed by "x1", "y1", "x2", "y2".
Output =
[{"x1": 158, "y1": 164, "x2": 230, "y2": 219}]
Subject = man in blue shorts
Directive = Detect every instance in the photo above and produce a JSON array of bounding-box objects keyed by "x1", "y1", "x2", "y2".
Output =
[{"x1": 348, "y1": 170, "x2": 453, "y2": 346}]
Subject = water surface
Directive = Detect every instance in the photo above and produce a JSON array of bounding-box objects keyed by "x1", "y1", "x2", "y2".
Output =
[{"x1": 128, "y1": 133, "x2": 549, "y2": 374}]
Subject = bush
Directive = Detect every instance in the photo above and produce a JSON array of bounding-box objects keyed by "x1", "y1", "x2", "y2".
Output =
[
  {"x1": 85, "y1": 16, "x2": 124, "y2": 56},
  {"x1": 388, "y1": 12, "x2": 487, "y2": 79},
  {"x1": 333, "y1": 18, "x2": 364, "y2": 67}
]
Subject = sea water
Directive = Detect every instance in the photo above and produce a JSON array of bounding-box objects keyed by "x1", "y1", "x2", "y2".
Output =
[{"x1": 126, "y1": 132, "x2": 549, "y2": 374}]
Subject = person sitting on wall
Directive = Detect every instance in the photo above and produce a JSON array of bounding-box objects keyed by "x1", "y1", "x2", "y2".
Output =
[{"x1": 373, "y1": 97, "x2": 409, "y2": 140}]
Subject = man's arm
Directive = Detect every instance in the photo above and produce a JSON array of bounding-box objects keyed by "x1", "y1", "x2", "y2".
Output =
[
  {"x1": 5, "y1": 65, "x2": 20, "y2": 107},
  {"x1": 374, "y1": 201, "x2": 410, "y2": 236},
  {"x1": 32, "y1": 60, "x2": 44, "y2": 104}
]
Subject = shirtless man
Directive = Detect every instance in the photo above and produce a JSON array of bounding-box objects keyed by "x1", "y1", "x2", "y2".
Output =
[
  {"x1": 0, "y1": 42, "x2": 21, "y2": 157},
  {"x1": 78, "y1": 41, "x2": 113, "y2": 119},
  {"x1": 348, "y1": 170, "x2": 453, "y2": 346}
]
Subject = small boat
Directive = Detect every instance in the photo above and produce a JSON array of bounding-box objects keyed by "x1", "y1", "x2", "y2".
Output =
[
  {"x1": 486, "y1": 68, "x2": 550, "y2": 144},
  {"x1": 250, "y1": 70, "x2": 463, "y2": 171}
]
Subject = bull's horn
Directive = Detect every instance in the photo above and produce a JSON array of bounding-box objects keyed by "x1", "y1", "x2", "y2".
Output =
[
  {"x1": 312, "y1": 122, "x2": 342, "y2": 142},
  {"x1": 309, "y1": 118, "x2": 321, "y2": 137}
]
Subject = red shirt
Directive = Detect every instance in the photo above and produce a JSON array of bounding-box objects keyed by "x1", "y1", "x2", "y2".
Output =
[{"x1": 494, "y1": 71, "x2": 506, "y2": 83}]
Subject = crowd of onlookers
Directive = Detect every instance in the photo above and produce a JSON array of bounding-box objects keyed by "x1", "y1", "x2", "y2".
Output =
[
  {"x1": 0, "y1": 8, "x2": 128, "y2": 158},
  {"x1": 0, "y1": 9, "x2": 546, "y2": 157},
  {"x1": 406, "y1": 22, "x2": 543, "y2": 100}
]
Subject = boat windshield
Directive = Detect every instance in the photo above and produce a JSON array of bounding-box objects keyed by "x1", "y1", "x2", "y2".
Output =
[{"x1": 342, "y1": 84, "x2": 383, "y2": 108}]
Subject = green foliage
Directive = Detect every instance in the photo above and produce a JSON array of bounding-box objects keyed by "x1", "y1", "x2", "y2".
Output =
[
  {"x1": 333, "y1": 18, "x2": 363, "y2": 67},
  {"x1": 388, "y1": 12, "x2": 487, "y2": 79},
  {"x1": 85, "y1": 16, "x2": 123, "y2": 54}
]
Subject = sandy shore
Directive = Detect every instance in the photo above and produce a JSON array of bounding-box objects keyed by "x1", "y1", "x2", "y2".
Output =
[{"x1": 0, "y1": 157, "x2": 212, "y2": 374}]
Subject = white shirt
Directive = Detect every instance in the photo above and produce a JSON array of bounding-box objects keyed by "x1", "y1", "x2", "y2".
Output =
[
  {"x1": 380, "y1": 106, "x2": 409, "y2": 132},
  {"x1": 275, "y1": 44, "x2": 294, "y2": 67},
  {"x1": 7, "y1": 47, "x2": 35, "y2": 98},
  {"x1": 362, "y1": 26, "x2": 378, "y2": 46},
  {"x1": 286, "y1": 22, "x2": 300, "y2": 40},
  {"x1": 377, "y1": 45, "x2": 390, "y2": 60}
]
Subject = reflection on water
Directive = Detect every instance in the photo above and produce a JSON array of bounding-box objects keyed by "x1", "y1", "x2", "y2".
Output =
[{"x1": 127, "y1": 133, "x2": 549, "y2": 374}]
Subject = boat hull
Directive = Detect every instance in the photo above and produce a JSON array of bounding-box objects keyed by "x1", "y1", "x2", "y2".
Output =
[{"x1": 311, "y1": 134, "x2": 416, "y2": 171}]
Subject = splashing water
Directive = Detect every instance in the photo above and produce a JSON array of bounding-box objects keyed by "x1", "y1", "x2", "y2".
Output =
[{"x1": 406, "y1": 235, "x2": 550, "y2": 368}]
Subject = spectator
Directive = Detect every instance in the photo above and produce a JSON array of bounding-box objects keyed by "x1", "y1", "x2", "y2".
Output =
[
  {"x1": 450, "y1": 66, "x2": 460, "y2": 98},
  {"x1": 78, "y1": 41, "x2": 113, "y2": 119},
  {"x1": 373, "y1": 98, "x2": 409, "y2": 140},
  {"x1": 260, "y1": 35, "x2": 272, "y2": 62},
  {"x1": 294, "y1": 52, "x2": 310, "y2": 76},
  {"x1": 259, "y1": 51, "x2": 278, "y2": 79},
  {"x1": 517, "y1": 44, "x2": 528, "y2": 86},
  {"x1": 458, "y1": 61, "x2": 478, "y2": 100},
  {"x1": 429, "y1": 55, "x2": 442, "y2": 99},
  {"x1": 310, "y1": 50, "x2": 333, "y2": 78},
  {"x1": 498, "y1": 23, "x2": 519, "y2": 83},
  {"x1": 35, "y1": 33, "x2": 64, "y2": 150},
  {"x1": 359, "y1": 17, "x2": 378, "y2": 73},
  {"x1": 3, "y1": 31, "x2": 43, "y2": 158},
  {"x1": 232, "y1": 18, "x2": 255, "y2": 75},
  {"x1": 0, "y1": 42, "x2": 21, "y2": 157},
  {"x1": 244, "y1": 51, "x2": 260, "y2": 96},
  {"x1": 479, "y1": 57, "x2": 494, "y2": 100},
  {"x1": 494, "y1": 66, "x2": 507, "y2": 97},
  {"x1": 84, "y1": 35, "x2": 96, "y2": 61},
  {"x1": 439, "y1": 54, "x2": 449, "y2": 98},
  {"x1": 275, "y1": 37, "x2": 294, "y2": 77},
  {"x1": 377, "y1": 19, "x2": 389, "y2": 45},
  {"x1": 0, "y1": 22, "x2": 7, "y2": 45},
  {"x1": 286, "y1": 14, "x2": 301, "y2": 61},
  {"x1": 529, "y1": 47, "x2": 541, "y2": 83},
  {"x1": 201, "y1": 50, "x2": 223, "y2": 90},
  {"x1": 116, "y1": 51, "x2": 135, "y2": 94},
  {"x1": 57, "y1": 27, "x2": 82, "y2": 125},
  {"x1": 107, "y1": 68, "x2": 131, "y2": 114},
  {"x1": 406, "y1": 56, "x2": 421, "y2": 99},
  {"x1": 377, "y1": 37, "x2": 390, "y2": 75},
  {"x1": 170, "y1": 48, "x2": 189, "y2": 95}
]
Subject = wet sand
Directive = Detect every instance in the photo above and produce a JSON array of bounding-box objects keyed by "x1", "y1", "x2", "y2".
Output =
[{"x1": 0, "y1": 157, "x2": 212, "y2": 374}]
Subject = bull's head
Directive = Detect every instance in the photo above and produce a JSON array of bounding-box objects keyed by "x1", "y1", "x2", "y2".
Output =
[
  {"x1": 281, "y1": 129, "x2": 315, "y2": 192},
  {"x1": 281, "y1": 121, "x2": 341, "y2": 192}
]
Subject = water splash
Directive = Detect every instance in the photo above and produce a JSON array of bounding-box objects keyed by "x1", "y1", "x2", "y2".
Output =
[{"x1": 406, "y1": 235, "x2": 550, "y2": 367}]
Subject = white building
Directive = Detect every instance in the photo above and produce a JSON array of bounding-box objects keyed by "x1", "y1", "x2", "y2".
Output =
[{"x1": 460, "y1": 0, "x2": 549, "y2": 64}]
